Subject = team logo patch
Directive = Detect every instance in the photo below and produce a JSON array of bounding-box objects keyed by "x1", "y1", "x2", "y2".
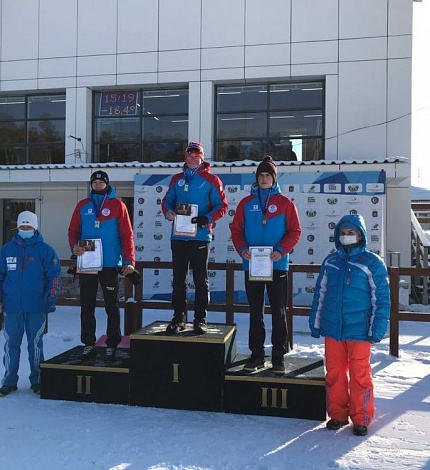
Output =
[
  {"x1": 178, "y1": 179, "x2": 185, "y2": 187},
  {"x1": 268, "y1": 204, "x2": 277, "y2": 213},
  {"x1": 102, "y1": 208, "x2": 110, "y2": 217}
]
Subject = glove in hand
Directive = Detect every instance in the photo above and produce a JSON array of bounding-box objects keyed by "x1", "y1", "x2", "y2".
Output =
[{"x1": 191, "y1": 216, "x2": 208, "y2": 228}]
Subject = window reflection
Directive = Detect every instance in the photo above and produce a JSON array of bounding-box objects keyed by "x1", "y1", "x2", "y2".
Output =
[
  {"x1": 0, "y1": 94, "x2": 66, "y2": 165},
  {"x1": 93, "y1": 89, "x2": 189, "y2": 163},
  {"x1": 216, "y1": 82, "x2": 324, "y2": 162}
]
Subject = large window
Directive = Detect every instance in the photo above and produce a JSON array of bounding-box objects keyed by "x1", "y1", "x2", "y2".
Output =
[
  {"x1": 215, "y1": 82, "x2": 324, "y2": 162},
  {"x1": 93, "y1": 89, "x2": 189, "y2": 163},
  {"x1": 0, "y1": 95, "x2": 66, "y2": 165}
]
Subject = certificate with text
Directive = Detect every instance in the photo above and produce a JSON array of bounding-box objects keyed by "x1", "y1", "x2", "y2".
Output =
[
  {"x1": 173, "y1": 204, "x2": 198, "y2": 237},
  {"x1": 249, "y1": 246, "x2": 273, "y2": 281}
]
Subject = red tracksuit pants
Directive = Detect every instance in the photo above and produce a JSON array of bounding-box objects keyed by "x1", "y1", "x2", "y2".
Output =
[{"x1": 325, "y1": 337, "x2": 374, "y2": 427}]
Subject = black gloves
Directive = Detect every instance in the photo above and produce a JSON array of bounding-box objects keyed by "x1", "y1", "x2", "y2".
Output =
[
  {"x1": 191, "y1": 216, "x2": 209, "y2": 228},
  {"x1": 126, "y1": 268, "x2": 142, "y2": 286}
]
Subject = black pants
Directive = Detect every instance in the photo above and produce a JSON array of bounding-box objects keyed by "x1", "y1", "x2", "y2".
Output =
[
  {"x1": 245, "y1": 270, "x2": 288, "y2": 357},
  {"x1": 171, "y1": 239, "x2": 209, "y2": 322},
  {"x1": 79, "y1": 268, "x2": 121, "y2": 348}
]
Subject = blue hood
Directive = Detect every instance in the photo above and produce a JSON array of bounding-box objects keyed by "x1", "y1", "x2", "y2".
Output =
[{"x1": 334, "y1": 214, "x2": 367, "y2": 249}]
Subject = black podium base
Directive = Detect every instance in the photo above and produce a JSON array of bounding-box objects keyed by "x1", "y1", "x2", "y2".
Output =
[
  {"x1": 224, "y1": 355, "x2": 326, "y2": 421},
  {"x1": 129, "y1": 321, "x2": 237, "y2": 411},
  {"x1": 40, "y1": 346, "x2": 130, "y2": 405}
]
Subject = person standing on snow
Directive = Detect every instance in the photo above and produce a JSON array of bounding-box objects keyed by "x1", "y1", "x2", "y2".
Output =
[
  {"x1": 0, "y1": 211, "x2": 61, "y2": 396},
  {"x1": 309, "y1": 214, "x2": 390, "y2": 436}
]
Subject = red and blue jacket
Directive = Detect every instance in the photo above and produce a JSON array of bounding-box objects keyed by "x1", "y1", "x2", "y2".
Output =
[
  {"x1": 0, "y1": 231, "x2": 61, "y2": 314},
  {"x1": 230, "y1": 182, "x2": 301, "y2": 271},
  {"x1": 162, "y1": 162, "x2": 228, "y2": 242},
  {"x1": 68, "y1": 187, "x2": 135, "y2": 267}
]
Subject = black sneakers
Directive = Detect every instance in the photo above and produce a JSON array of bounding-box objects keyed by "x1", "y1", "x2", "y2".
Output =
[
  {"x1": 31, "y1": 384, "x2": 41, "y2": 395},
  {"x1": 193, "y1": 319, "x2": 207, "y2": 335},
  {"x1": 0, "y1": 385, "x2": 18, "y2": 397},
  {"x1": 165, "y1": 317, "x2": 186, "y2": 335},
  {"x1": 326, "y1": 418, "x2": 349, "y2": 430},
  {"x1": 104, "y1": 347, "x2": 116, "y2": 363},
  {"x1": 79, "y1": 346, "x2": 97, "y2": 361},
  {"x1": 271, "y1": 353, "x2": 285, "y2": 375},
  {"x1": 243, "y1": 356, "x2": 265, "y2": 373},
  {"x1": 353, "y1": 425, "x2": 368, "y2": 436}
]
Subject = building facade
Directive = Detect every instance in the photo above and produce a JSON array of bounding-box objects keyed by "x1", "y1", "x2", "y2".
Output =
[{"x1": 0, "y1": 0, "x2": 414, "y2": 265}]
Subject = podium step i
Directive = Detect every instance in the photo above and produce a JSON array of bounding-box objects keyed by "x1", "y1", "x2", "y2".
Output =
[
  {"x1": 40, "y1": 346, "x2": 130, "y2": 405},
  {"x1": 224, "y1": 355, "x2": 326, "y2": 421},
  {"x1": 129, "y1": 321, "x2": 236, "y2": 412}
]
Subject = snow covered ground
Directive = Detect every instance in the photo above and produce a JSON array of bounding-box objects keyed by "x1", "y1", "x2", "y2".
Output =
[{"x1": 1, "y1": 305, "x2": 430, "y2": 470}]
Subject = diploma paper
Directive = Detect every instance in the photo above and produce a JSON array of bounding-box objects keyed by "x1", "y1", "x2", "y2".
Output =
[
  {"x1": 249, "y1": 246, "x2": 273, "y2": 281},
  {"x1": 173, "y1": 204, "x2": 198, "y2": 236},
  {"x1": 77, "y1": 239, "x2": 103, "y2": 274}
]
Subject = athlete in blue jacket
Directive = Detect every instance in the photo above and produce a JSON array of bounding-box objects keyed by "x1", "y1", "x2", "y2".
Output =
[
  {"x1": 309, "y1": 214, "x2": 390, "y2": 436},
  {"x1": 231, "y1": 156, "x2": 301, "y2": 374},
  {"x1": 162, "y1": 142, "x2": 228, "y2": 335},
  {"x1": 0, "y1": 211, "x2": 60, "y2": 396}
]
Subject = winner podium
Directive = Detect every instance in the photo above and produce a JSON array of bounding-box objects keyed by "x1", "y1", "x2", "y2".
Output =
[{"x1": 129, "y1": 321, "x2": 237, "y2": 411}]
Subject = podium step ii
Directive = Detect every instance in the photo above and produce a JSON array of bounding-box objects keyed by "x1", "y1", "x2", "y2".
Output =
[
  {"x1": 40, "y1": 346, "x2": 130, "y2": 405},
  {"x1": 224, "y1": 355, "x2": 326, "y2": 421},
  {"x1": 130, "y1": 321, "x2": 236, "y2": 412}
]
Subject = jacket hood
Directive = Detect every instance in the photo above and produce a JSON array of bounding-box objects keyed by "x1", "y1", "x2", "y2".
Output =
[
  {"x1": 250, "y1": 181, "x2": 281, "y2": 197},
  {"x1": 90, "y1": 185, "x2": 117, "y2": 199},
  {"x1": 13, "y1": 230, "x2": 44, "y2": 246},
  {"x1": 334, "y1": 214, "x2": 367, "y2": 249}
]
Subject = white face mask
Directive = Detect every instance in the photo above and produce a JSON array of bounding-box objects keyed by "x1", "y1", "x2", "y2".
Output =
[{"x1": 339, "y1": 234, "x2": 358, "y2": 246}]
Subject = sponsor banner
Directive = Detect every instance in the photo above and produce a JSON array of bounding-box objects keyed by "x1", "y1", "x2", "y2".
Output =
[{"x1": 134, "y1": 171, "x2": 385, "y2": 306}]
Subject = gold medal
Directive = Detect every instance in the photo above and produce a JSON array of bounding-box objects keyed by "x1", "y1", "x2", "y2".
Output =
[
  {"x1": 95, "y1": 220, "x2": 100, "y2": 228},
  {"x1": 184, "y1": 184, "x2": 189, "y2": 192},
  {"x1": 262, "y1": 218, "x2": 267, "y2": 225}
]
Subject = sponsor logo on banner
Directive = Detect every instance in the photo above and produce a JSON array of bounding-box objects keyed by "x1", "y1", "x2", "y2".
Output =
[
  {"x1": 371, "y1": 235, "x2": 380, "y2": 242},
  {"x1": 366, "y1": 183, "x2": 385, "y2": 193},
  {"x1": 372, "y1": 224, "x2": 379, "y2": 230},
  {"x1": 227, "y1": 186, "x2": 238, "y2": 193},
  {"x1": 349, "y1": 209, "x2": 358, "y2": 215},
  {"x1": 304, "y1": 221, "x2": 319, "y2": 230},
  {"x1": 327, "y1": 197, "x2": 338, "y2": 205},
  {"x1": 345, "y1": 196, "x2": 362, "y2": 205},
  {"x1": 307, "y1": 196, "x2": 317, "y2": 204},
  {"x1": 325, "y1": 209, "x2": 341, "y2": 217},
  {"x1": 324, "y1": 183, "x2": 341, "y2": 193},
  {"x1": 305, "y1": 286, "x2": 315, "y2": 293},
  {"x1": 153, "y1": 234, "x2": 163, "y2": 240},
  {"x1": 138, "y1": 198, "x2": 145, "y2": 204},
  {"x1": 303, "y1": 184, "x2": 320, "y2": 193},
  {"x1": 307, "y1": 235, "x2": 315, "y2": 242},
  {"x1": 306, "y1": 210, "x2": 317, "y2": 217},
  {"x1": 345, "y1": 183, "x2": 362, "y2": 193},
  {"x1": 156, "y1": 186, "x2": 163, "y2": 193},
  {"x1": 137, "y1": 232, "x2": 143, "y2": 238},
  {"x1": 328, "y1": 222, "x2": 336, "y2": 229},
  {"x1": 371, "y1": 197, "x2": 380, "y2": 204}
]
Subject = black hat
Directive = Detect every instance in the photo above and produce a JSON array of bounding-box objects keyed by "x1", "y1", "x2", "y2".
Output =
[
  {"x1": 256, "y1": 155, "x2": 277, "y2": 182},
  {"x1": 90, "y1": 170, "x2": 109, "y2": 185}
]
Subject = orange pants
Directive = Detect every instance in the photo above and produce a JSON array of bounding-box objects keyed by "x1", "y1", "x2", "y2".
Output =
[{"x1": 325, "y1": 337, "x2": 374, "y2": 427}]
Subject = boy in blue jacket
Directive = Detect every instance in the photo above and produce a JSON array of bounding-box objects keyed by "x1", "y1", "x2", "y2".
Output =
[
  {"x1": 0, "y1": 211, "x2": 60, "y2": 396},
  {"x1": 309, "y1": 214, "x2": 390, "y2": 436}
]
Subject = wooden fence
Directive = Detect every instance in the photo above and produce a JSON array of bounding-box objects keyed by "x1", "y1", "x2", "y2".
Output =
[{"x1": 1, "y1": 261, "x2": 429, "y2": 358}]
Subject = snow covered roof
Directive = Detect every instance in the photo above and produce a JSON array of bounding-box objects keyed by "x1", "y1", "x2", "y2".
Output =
[{"x1": 0, "y1": 156, "x2": 408, "y2": 171}]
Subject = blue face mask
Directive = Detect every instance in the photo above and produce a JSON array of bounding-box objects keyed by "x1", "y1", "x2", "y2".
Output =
[{"x1": 18, "y1": 229, "x2": 35, "y2": 239}]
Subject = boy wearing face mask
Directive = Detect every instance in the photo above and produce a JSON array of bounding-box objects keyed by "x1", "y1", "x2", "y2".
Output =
[
  {"x1": 0, "y1": 211, "x2": 61, "y2": 396},
  {"x1": 309, "y1": 214, "x2": 390, "y2": 436}
]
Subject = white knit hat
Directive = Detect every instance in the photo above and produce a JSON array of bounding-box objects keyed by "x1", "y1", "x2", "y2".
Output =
[{"x1": 17, "y1": 211, "x2": 38, "y2": 230}]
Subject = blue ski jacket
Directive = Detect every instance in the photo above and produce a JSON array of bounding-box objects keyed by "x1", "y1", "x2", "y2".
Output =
[
  {"x1": 309, "y1": 214, "x2": 390, "y2": 343},
  {"x1": 0, "y1": 231, "x2": 61, "y2": 314},
  {"x1": 230, "y1": 182, "x2": 301, "y2": 271},
  {"x1": 162, "y1": 162, "x2": 228, "y2": 242}
]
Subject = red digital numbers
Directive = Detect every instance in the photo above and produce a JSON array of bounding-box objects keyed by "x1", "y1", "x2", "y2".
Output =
[{"x1": 99, "y1": 92, "x2": 138, "y2": 116}]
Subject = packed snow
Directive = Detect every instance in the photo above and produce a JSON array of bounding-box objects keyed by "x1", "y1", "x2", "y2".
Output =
[{"x1": 1, "y1": 305, "x2": 429, "y2": 470}]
